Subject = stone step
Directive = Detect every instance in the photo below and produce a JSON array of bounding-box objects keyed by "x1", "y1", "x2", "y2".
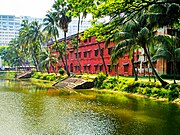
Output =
[
  {"x1": 53, "y1": 77, "x2": 94, "y2": 89},
  {"x1": 16, "y1": 71, "x2": 33, "y2": 79}
]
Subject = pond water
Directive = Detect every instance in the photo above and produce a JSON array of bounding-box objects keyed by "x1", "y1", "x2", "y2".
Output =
[{"x1": 0, "y1": 80, "x2": 180, "y2": 135}]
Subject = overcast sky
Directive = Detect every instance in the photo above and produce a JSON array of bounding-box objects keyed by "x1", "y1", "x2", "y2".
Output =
[{"x1": 0, "y1": 0, "x2": 54, "y2": 18}]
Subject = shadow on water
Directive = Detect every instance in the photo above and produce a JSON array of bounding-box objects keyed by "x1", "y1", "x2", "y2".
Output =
[{"x1": 0, "y1": 80, "x2": 180, "y2": 135}]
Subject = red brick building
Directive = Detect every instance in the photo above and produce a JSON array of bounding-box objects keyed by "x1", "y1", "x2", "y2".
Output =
[
  {"x1": 48, "y1": 30, "x2": 178, "y2": 76},
  {"x1": 48, "y1": 34, "x2": 138, "y2": 76}
]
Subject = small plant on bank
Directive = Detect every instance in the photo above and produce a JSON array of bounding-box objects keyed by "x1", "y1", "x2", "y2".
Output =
[
  {"x1": 94, "y1": 72, "x2": 107, "y2": 88},
  {"x1": 58, "y1": 68, "x2": 65, "y2": 75}
]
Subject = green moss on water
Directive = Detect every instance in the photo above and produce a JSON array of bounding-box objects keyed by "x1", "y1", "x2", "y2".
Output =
[{"x1": 0, "y1": 71, "x2": 17, "y2": 80}]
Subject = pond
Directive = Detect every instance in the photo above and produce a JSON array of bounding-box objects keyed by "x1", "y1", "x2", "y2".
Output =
[{"x1": 0, "y1": 80, "x2": 179, "y2": 135}]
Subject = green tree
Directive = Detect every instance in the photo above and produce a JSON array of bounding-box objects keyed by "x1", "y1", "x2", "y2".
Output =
[
  {"x1": 105, "y1": 20, "x2": 141, "y2": 81},
  {"x1": 19, "y1": 20, "x2": 44, "y2": 71},
  {"x1": 43, "y1": 11, "x2": 59, "y2": 42},
  {"x1": 52, "y1": 0, "x2": 72, "y2": 76},
  {"x1": 40, "y1": 48, "x2": 59, "y2": 73},
  {"x1": 152, "y1": 34, "x2": 180, "y2": 83}
]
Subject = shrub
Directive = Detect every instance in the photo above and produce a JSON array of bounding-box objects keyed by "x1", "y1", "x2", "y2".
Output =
[
  {"x1": 32, "y1": 72, "x2": 41, "y2": 79},
  {"x1": 166, "y1": 84, "x2": 180, "y2": 101},
  {"x1": 151, "y1": 87, "x2": 160, "y2": 97},
  {"x1": 58, "y1": 68, "x2": 65, "y2": 75},
  {"x1": 94, "y1": 72, "x2": 107, "y2": 88},
  {"x1": 159, "y1": 88, "x2": 169, "y2": 98}
]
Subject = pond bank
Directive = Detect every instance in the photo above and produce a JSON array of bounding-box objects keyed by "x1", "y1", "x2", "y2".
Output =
[
  {"x1": 28, "y1": 77, "x2": 180, "y2": 105},
  {"x1": 83, "y1": 88, "x2": 180, "y2": 105}
]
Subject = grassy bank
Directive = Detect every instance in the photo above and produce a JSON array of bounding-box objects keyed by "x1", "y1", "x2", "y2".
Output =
[
  {"x1": 0, "y1": 71, "x2": 17, "y2": 80},
  {"x1": 23, "y1": 72, "x2": 180, "y2": 103},
  {"x1": 94, "y1": 72, "x2": 180, "y2": 102}
]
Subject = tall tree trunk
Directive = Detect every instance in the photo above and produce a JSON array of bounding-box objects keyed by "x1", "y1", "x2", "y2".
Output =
[
  {"x1": 59, "y1": 54, "x2": 66, "y2": 69},
  {"x1": 97, "y1": 42, "x2": 108, "y2": 75},
  {"x1": 172, "y1": 60, "x2": 177, "y2": 84},
  {"x1": 76, "y1": 15, "x2": 82, "y2": 74},
  {"x1": 143, "y1": 45, "x2": 168, "y2": 86},
  {"x1": 131, "y1": 53, "x2": 138, "y2": 81},
  {"x1": 64, "y1": 32, "x2": 70, "y2": 76},
  {"x1": 46, "y1": 67, "x2": 50, "y2": 74},
  {"x1": 54, "y1": 39, "x2": 66, "y2": 71},
  {"x1": 31, "y1": 49, "x2": 38, "y2": 71}
]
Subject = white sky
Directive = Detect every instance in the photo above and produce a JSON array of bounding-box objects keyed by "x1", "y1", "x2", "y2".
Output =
[{"x1": 0, "y1": 0, "x2": 54, "y2": 18}]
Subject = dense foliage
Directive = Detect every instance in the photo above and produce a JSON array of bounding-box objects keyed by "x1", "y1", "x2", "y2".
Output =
[{"x1": 95, "y1": 73, "x2": 180, "y2": 101}]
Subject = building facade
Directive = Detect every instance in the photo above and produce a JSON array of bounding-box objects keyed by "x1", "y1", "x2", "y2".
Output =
[
  {"x1": 48, "y1": 30, "x2": 180, "y2": 76},
  {"x1": 0, "y1": 15, "x2": 43, "y2": 46},
  {"x1": 48, "y1": 34, "x2": 142, "y2": 76}
]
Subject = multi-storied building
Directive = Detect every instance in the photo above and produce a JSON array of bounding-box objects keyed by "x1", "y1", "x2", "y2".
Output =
[
  {"x1": 0, "y1": 15, "x2": 43, "y2": 46},
  {"x1": 48, "y1": 34, "x2": 139, "y2": 76},
  {"x1": 0, "y1": 15, "x2": 91, "y2": 46},
  {"x1": 48, "y1": 27, "x2": 180, "y2": 76}
]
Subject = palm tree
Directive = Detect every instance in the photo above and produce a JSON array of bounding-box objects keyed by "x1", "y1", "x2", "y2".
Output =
[
  {"x1": 138, "y1": 27, "x2": 168, "y2": 86},
  {"x1": 106, "y1": 20, "x2": 168, "y2": 86},
  {"x1": 19, "y1": 20, "x2": 44, "y2": 71},
  {"x1": 40, "y1": 48, "x2": 59, "y2": 73},
  {"x1": 43, "y1": 11, "x2": 59, "y2": 42},
  {"x1": 105, "y1": 21, "x2": 139, "y2": 81},
  {"x1": 152, "y1": 34, "x2": 180, "y2": 83},
  {"x1": 52, "y1": 0, "x2": 72, "y2": 76}
]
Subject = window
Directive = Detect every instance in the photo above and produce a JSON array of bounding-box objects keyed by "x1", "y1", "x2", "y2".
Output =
[
  {"x1": 94, "y1": 64, "x2": 98, "y2": 73},
  {"x1": 100, "y1": 48, "x2": 104, "y2": 56},
  {"x1": 89, "y1": 37, "x2": 91, "y2": 42},
  {"x1": 75, "y1": 52, "x2": 81, "y2": 58},
  {"x1": 84, "y1": 65, "x2": 87, "y2": 71},
  {"x1": 123, "y1": 64, "x2": 129, "y2": 73},
  {"x1": 114, "y1": 64, "x2": 118, "y2": 73},
  {"x1": 15, "y1": 22, "x2": 20, "y2": 25},
  {"x1": 107, "y1": 64, "x2": 111, "y2": 72},
  {"x1": 84, "y1": 51, "x2": 87, "y2": 58},
  {"x1": 87, "y1": 64, "x2": 91, "y2": 73},
  {"x1": 94, "y1": 49, "x2": 98, "y2": 56},
  {"x1": 9, "y1": 22, "x2": 14, "y2": 25},
  {"x1": 88, "y1": 51, "x2": 91, "y2": 58},
  {"x1": 99, "y1": 64, "x2": 103, "y2": 71}
]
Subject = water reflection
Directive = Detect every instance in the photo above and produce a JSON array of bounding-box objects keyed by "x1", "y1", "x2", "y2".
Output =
[{"x1": 0, "y1": 80, "x2": 179, "y2": 135}]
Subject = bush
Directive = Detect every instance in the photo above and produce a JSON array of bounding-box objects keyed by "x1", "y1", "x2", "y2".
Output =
[
  {"x1": 58, "y1": 68, "x2": 65, "y2": 75},
  {"x1": 94, "y1": 72, "x2": 107, "y2": 88},
  {"x1": 168, "y1": 88, "x2": 179, "y2": 101},
  {"x1": 32, "y1": 72, "x2": 41, "y2": 79},
  {"x1": 32, "y1": 72, "x2": 57, "y2": 81}
]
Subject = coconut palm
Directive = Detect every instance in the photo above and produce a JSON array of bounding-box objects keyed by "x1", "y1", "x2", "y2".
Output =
[
  {"x1": 43, "y1": 11, "x2": 59, "y2": 42},
  {"x1": 105, "y1": 21, "x2": 140, "y2": 81},
  {"x1": 19, "y1": 20, "x2": 44, "y2": 71},
  {"x1": 152, "y1": 34, "x2": 180, "y2": 83},
  {"x1": 106, "y1": 20, "x2": 168, "y2": 86},
  {"x1": 40, "y1": 48, "x2": 59, "y2": 73},
  {"x1": 52, "y1": 0, "x2": 72, "y2": 76}
]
